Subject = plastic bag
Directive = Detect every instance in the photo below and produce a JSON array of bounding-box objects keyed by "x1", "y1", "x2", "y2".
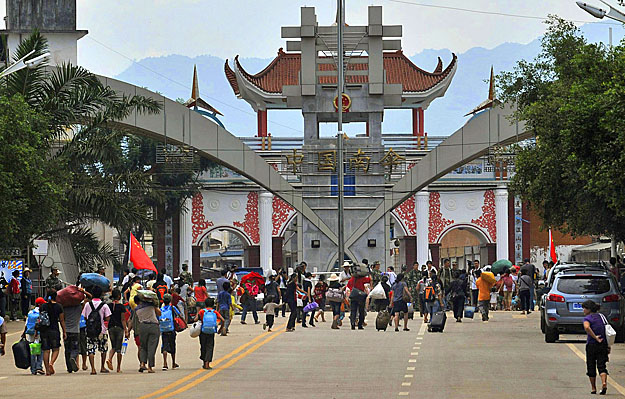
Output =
[
  {"x1": 303, "y1": 302, "x2": 318, "y2": 313},
  {"x1": 189, "y1": 321, "x2": 202, "y2": 338},
  {"x1": 368, "y1": 283, "x2": 386, "y2": 300}
]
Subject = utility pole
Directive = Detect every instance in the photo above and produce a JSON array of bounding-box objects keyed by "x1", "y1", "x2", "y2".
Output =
[{"x1": 336, "y1": 0, "x2": 345, "y2": 267}]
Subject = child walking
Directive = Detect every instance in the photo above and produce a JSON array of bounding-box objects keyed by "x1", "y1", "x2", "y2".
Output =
[
  {"x1": 217, "y1": 282, "x2": 232, "y2": 336},
  {"x1": 195, "y1": 298, "x2": 223, "y2": 370},
  {"x1": 262, "y1": 296, "x2": 283, "y2": 332},
  {"x1": 160, "y1": 293, "x2": 180, "y2": 371},
  {"x1": 22, "y1": 297, "x2": 46, "y2": 375}
]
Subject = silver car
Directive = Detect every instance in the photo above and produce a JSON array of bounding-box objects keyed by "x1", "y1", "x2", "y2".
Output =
[{"x1": 542, "y1": 268, "x2": 625, "y2": 343}]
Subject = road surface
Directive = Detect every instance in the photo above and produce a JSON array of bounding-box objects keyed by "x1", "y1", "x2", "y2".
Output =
[{"x1": 2, "y1": 311, "x2": 625, "y2": 398}]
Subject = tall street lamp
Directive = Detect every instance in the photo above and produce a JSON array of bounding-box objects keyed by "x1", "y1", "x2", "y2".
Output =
[
  {"x1": 0, "y1": 50, "x2": 50, "y2": 79},
  {"x1": 577, "y1": 0, "x2": 625, "y2": 23}
]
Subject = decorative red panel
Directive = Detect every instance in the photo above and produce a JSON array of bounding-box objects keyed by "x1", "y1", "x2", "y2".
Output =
[
  {"x1": 234, "y1": 192, "x2": 260, "y2": 244},
  {"x1": 471, "y1": 189, "x2": 497, "y2": 241},
  {"x1": 428, "y1": 192, "x2": 454, "y2": 243},
  {"x1": 394, "y1": 196, "x2": 416, "y2": 236},
  {"x1": 191, "y1": 192, "x2": 214, "y2": 243},
  {"x1": 272, "y1": 197, "x2": 294, "y2": 236}
]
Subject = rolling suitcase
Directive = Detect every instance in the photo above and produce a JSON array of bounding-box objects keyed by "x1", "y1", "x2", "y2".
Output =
[
  {"x1": 428, "y1": 311, "x2": 447, "y2": 333},
  {"x1": 376, "y1": 310, "x2": 391, "y2": 331}
]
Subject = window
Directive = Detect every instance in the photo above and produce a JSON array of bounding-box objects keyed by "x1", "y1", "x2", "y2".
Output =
[
  {"x1": 331, "y1": 171, "x2": 355, "y2": 196},
  {"x1": 556, "y1": 277, "x2": 611, "y2": 295}
]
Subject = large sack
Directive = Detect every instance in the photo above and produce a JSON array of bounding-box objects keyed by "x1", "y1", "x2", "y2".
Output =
[
  {"x1": 376, "y1": 310, "x2": 391, "y2": 331},
  {"x1": 12, "y1": 339, "x2": 31, "y2": 369},
  {"x1": 79, "y1": 273, "x2": 111, "y2": 292},
  {"x1": 481, "y1": 272, "x2": 496, "y2": 285},
  {"x1": 136, "y1": 289, "x2": 159, "y2": 306},
  {"x1": 56, "y1": 285, "x2": 85, "y2": 307},
  {"x1": 368, "y1": 283, "x2": 386, "y2": 300}
]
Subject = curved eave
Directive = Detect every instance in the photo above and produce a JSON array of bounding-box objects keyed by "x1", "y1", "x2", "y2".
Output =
[
  {"x1": 398, "y1": 57, "x2": 457, "y2": 110},
  {"x1": 233, "y1": 59, "x2": 286, "y2": 110},
  {"x1": 402, "y1": 53, "x2": 457, "y2": 94},
  {"x1": 224, "y1": 59, "x2": 240, "y2": 97}
]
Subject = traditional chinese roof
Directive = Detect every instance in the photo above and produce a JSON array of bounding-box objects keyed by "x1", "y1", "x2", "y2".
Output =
[{"x1": 224, "y1": 48, "x2": 456, "y2": 96}]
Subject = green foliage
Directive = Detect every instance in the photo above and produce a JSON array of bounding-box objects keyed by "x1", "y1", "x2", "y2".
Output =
[
  {"x1": 498, "y1": 16, "x2": 625, "y2": 240},
  {"x1": 0, "y1": 31, "x2": 208, "y2": 259},
  {"x1": 66, "y1": 226, "x2": 120, "y2": 272},
  {"x1": 0, "y1": 94, "x2": 66, "y2": 248}
]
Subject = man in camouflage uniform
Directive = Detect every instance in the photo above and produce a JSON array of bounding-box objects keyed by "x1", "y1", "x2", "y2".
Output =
[
  {"x1": 179, "y1": 263, "x2": 194, "y2": 287},
  {"x1": 370, "y1": 261, "x2": 382, "y2": 287},
  {"x1": 404, "y1": 261, "x2": 421, "y2": 311},
  {"x1": 45, "y1": 266, "x2": 62, "y2": 293}
]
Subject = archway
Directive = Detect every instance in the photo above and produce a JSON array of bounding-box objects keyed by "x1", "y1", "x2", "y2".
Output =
[
  {"x1": 196, "y1": 226, "x2": 254, "y2": 278},
  {"x1": 436, "y1": 224, "x2": 493, "y2": 269}
]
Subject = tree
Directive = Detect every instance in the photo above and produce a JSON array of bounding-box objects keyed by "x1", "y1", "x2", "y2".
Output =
[
  {"x1": 498, "y1": 16, "x2": 625, "y2": 240},
  {"x1": 0, "y1": 94, "x2": 66, "y2": 249}
]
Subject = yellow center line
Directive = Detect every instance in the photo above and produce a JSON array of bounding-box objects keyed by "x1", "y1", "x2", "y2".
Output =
[
  {"x1": 566, "y1": 343, "x2": 625, "y2": 397},
  {"x1": 139, "y1": 323, "x2": 286, "y2": 399},
  {"x1": 157, "y1": 328, "x2": 286, "y2": 399}
]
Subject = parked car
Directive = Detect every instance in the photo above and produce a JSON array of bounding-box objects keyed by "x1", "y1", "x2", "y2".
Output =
[
  {"x1": 541, "y1": 268, "x2": 625, "y2": 343},
  {"x1": 539, "y1": 263, "x2": 608, "y2": 315}
]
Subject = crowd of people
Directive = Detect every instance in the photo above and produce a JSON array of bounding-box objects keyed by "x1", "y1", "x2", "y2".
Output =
[{"x1": 0, "y1": 255, "x2": 618, "y2": 392}]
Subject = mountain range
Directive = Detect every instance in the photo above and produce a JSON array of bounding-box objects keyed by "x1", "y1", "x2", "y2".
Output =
[{"x1": 115, "y1": 22, "x2": 623, "y2": 138}]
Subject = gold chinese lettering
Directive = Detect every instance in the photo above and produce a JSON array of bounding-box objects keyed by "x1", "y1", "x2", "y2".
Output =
[
  {"x1": 348, "y1": 149, "x2": 371, "y2": 173},
  {"x1": 286, "y1": 149, "x2": 304, "y2": 173},
  {"x1": 318, "y1": 150, "x2": 336, "y2": 172},
  {"x1": 380, "y1": 148, "x2": 404, "y2": 171}
]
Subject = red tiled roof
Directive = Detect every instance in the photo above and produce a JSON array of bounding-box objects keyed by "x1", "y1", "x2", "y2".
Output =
[{"x1": 224, "y1": 49, "x2": 456, "y2": 95}]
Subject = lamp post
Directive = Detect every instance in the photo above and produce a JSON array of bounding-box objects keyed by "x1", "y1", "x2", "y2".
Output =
[
  {"x1": 577, "y1": 1, "x2": 625, "y2": 23},
  {"x1": 337, "y1": 0, "x2": 346, "y2": 268},
  {"x1": 0, "y1": 50, "x2": 50, "y2": 79}
]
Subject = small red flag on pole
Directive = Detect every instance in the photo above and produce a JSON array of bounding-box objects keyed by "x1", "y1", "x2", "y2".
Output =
[
  {"x1": 548, "y1": 229, "x2": 558, "y2": 264},
  {"x1": 129, "y1": 233, "x2": 157, "y2": 273}
]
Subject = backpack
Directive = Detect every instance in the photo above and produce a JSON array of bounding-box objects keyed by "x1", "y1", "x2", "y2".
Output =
[
  {"x1": 86, "y1": 301, "x2": 105, "y2": 338},
  {"x1": 10, "y1": 279, "x2": 20, "y2": 295},
  {"x1": 35, "y1": 304, "x2": 50, "y2": 331},
  {"x1": 201, "y1": 309, "x2": 217, "y2": 334},
  {"x1": 159, "y1": 305, "x2": 175, "y2": 333},
  {"x1": 25, "y1": 308, "x2": 40, "y2": 335},
  {"x1": 502, "y1": 275, "x2": 514, "y2": 290},
  {"x1": 326, "y1": 288, "x2": 344, "y2": 303},
  {"x1": 154, "y1": 283, "x2": 168, "y2": 302},
  {"x1": 424, "y1": 282, "x2": 438, "y2": 302}
]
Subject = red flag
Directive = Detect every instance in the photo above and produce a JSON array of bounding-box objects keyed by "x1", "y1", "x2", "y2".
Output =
[
  {"x1": 129, "y1": 233, "x2": 157, "y2": 273},
  {"x1": 548, "y1": 229, "x2": 558, "y2": 263}
]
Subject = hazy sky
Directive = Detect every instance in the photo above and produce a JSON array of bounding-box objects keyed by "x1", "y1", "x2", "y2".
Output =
[{"x1": 0, "y1": 0, "x2": 608, "y2": 76}]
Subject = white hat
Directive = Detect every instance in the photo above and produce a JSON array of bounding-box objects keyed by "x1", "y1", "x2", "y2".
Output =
[
  {"x1": 328, "y1": 273, "x2": 340, "y2": 282},
  {"x1": 342, "y1": 261, "x2": 351, "y2": 268}
]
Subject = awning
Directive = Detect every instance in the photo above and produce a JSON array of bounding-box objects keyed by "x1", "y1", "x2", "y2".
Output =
[
  {"x1": 220, "y1": 250, "x2": 244, "y2": 257},
  {"x1": 200, "y1": 251, "x2": 222, "y2": 259},
  {"x1": 571, "y1": 242, "x2": 611, "y2": 253}
]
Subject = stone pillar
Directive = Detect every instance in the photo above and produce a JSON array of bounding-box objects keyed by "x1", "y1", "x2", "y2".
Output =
[
  {"x1": 415, "y1": 190, "x2": 430, "y2": 266},
  {"x1": 259, "y1": 191, "x2": 274, "y2": 275},
  {"x1": 495, "y1": 187, "x2": 509, "y2": 261},
  {"x1": 179, "y1": 197, "x2": 193, "y2": 277}
]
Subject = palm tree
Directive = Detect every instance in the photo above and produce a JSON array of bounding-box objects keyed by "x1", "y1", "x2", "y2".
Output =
[{"x1": 1, "y1": 31, "x2": 162, "y2": 271}]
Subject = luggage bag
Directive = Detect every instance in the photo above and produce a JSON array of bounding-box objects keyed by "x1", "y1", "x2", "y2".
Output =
[
  {"x1": 376, "y1": 310, "x2": 391, "y2": 331},
  {"x1": 428, "y1": 311, "x2": 447, "y2": 333},
  {"x1": 464, "y1": 306, "x2": 476, "y2": 319},
  {"x1": 12, "y1": 339, "x2": 31, "y2": 369}
]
